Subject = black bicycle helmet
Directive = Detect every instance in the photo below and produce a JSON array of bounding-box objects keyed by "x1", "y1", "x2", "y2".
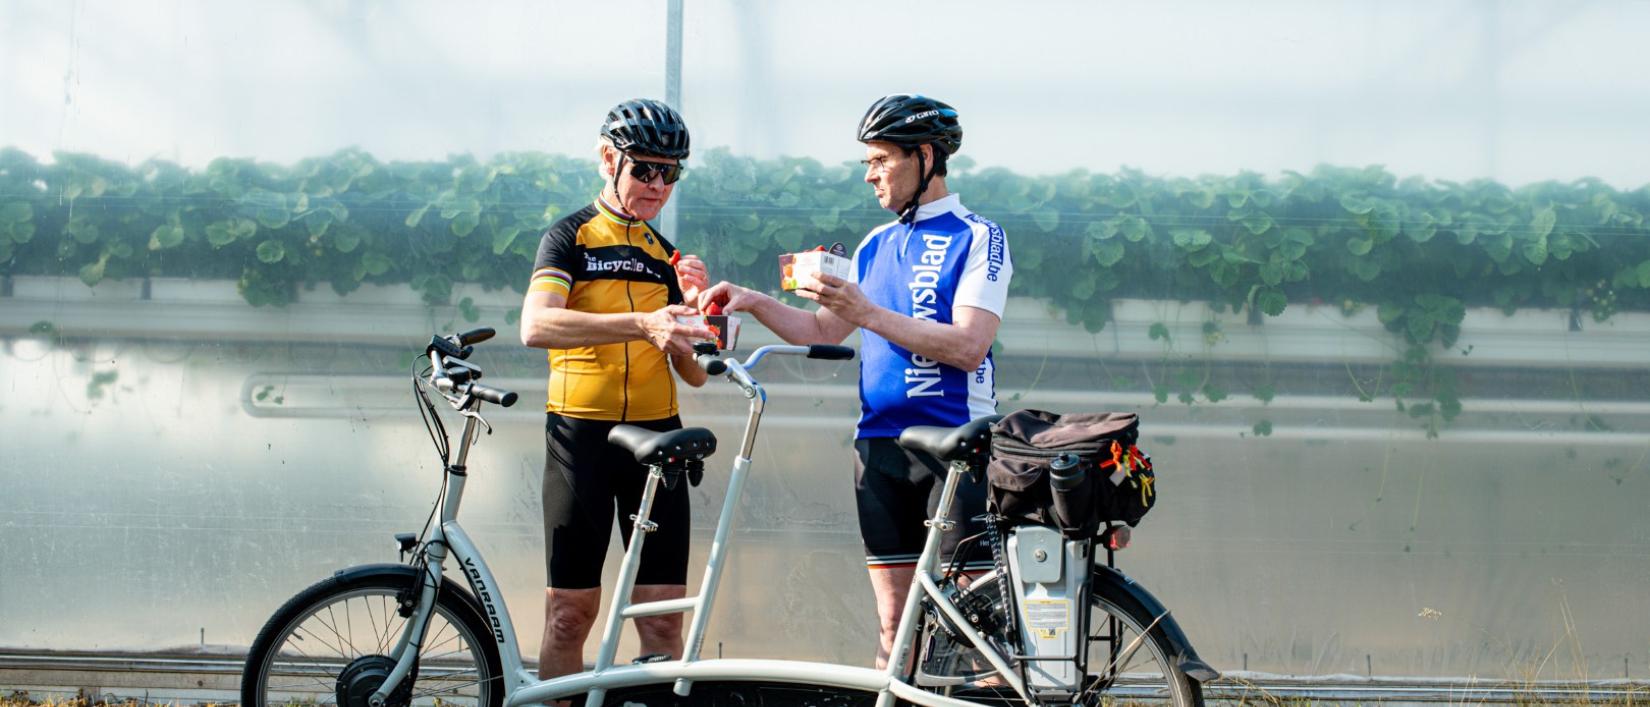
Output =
[
  {"x1": 856, "y1": 94, "x2": 962, "y2": 155},
  {"x1": 858, "y1": 94, "x2": 962, "y2": 223},
  {"x1": 601, "y1": 98, "x2": 690, "y2": 159}
]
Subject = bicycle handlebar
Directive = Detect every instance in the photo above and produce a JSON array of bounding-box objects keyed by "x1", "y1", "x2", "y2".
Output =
[
  {"x1": 426, "y1": 331, "x2": 517, "y2": 409},
  {"x1": 468, "y1": 383, "x2": 518, "y2": 407},
  {"x1": 455, "y1": 327, "x2": 495, "y2": 347},
  {"x1": 695, "y1": 343, "x2": 858, "y2": 380},
  {"x1": 806, "y1": 344, "x2": 855, "y2": 360},
  {"x1": 695, "y1": 352, "x2": 728, "y2": 375}
]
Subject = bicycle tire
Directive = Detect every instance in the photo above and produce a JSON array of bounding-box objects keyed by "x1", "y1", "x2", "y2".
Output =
[
  {"x1": 916, "y1": 571, "x2": 1203, "y2": 707},
  {"x1": 241, "y1": 565, "x2": 505, "y2": 707}
]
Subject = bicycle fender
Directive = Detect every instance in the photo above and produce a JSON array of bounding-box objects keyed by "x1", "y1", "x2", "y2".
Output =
[
  {"x1": 1091, "y1": 565, "x2": 1220, "y2": 683},
  {"x1": 330, "y1": 563, "x2": 489, "y2": 626}
]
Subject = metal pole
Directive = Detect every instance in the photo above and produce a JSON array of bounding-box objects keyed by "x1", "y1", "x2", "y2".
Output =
[{"x1": 660, "y1": 0, "x2": 684, "y2": 241}]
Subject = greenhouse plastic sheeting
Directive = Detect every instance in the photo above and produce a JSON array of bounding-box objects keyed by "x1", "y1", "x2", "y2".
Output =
[{"x1": 3, "y1": 0, "x2": 1649, "y2": 684}]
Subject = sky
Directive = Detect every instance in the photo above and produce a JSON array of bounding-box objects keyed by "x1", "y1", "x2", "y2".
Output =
[{"x1": 3, "y1": 0, "x2": 1649, "y2": 187}]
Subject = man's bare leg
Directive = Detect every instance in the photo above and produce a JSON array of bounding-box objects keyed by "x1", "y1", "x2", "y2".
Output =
[
  {"x1": 539, "y1": 587, "x2": 601, "y2": 680},
  {"x1": 631, "y1": 584, "x2": 688, "y2": 659},
  {"x1": 867, "y1": 565, "x2": 917, "y2": 670}
]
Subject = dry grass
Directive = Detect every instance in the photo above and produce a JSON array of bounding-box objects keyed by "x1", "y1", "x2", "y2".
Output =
[{"x1": 1, "y1": 693, "x2": 233, "y2": 707}]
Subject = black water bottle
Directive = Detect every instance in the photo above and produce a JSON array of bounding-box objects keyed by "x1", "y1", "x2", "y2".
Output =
[{"x1": 1048, "y1": 452, "x2": 1095, "y2": 534}]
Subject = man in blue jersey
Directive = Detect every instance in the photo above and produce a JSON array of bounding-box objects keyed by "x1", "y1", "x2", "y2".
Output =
[{"x1": 697, "y1": 94, "x2": 1012, "y2": 667}]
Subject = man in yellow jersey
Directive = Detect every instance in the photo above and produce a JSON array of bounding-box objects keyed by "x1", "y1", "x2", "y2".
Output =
[{"x1": 518, "y1": 99, "x2": 716, "y2": 681}]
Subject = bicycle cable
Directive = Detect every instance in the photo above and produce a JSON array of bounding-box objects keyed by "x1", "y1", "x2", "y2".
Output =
[{"x1": 411, "y1": 354, "x2": 451, "y2": 546}]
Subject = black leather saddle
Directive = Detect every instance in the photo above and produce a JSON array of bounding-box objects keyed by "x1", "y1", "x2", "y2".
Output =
[
  {"x1": 607, "y1": 426, "x2": 718, "y2": 467},
  {"x1": 896, "y1": 414, "x2": 1002, "y2": 464}
]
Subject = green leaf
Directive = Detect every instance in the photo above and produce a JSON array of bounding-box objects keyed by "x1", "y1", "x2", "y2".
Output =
[
  {"x1": 1530, "y1": 206, "x2": 1557, "y2": 239},
  {"x1": 439, "y1": 196, "x2": 483, "y2": 219},
  {"x1": 1251, "y1": 420, "x2": 1273, "y2": 437},
  {"x1": 78, "y1": 255, "x2": 107, "y2": 287},
  {"x1": 361, "y1": 252, "x2": 393, "y2": 276},
  {"x1": 1148, "y1": 322, "x2": 1170, "y2": 342},
  {"x1": 1338, "y1": 194, "x2": 1375, "y2": 215},
  {"x1": 1171, "y1": 228, "x2": 1213, "y2": 251},
  {"x1": 1186, "y1": 248, "x2": 1220, "y2": 267},
  {"x1": 1092, "y1": 239, "x2": 1125, "y2": 267},
  {"x1": 810, "y1": 207, "x2": 841, "y2": 231},
  {"x1": 1406, "y1": 315, "x2": 1435, "y2": 343},
  {"x1": 148, "y1": 224, "x2": 184, "y2": 250},
  {"x1": 1279, "y1": 227, "x2": 1313, "y2": 259},
  {"x1": 1239, "y1": 212, "x2": 1274, "y2": 235},
  {"x1": 451, "y1": 211, "x2": 480, "y2": 237},
  {"x1": 206, "y1": 218, "x2": 257, "y2": 247},
  {"x1": 1032, "y1": 209, "x2": 1060, "y2": 232},
  {"x1": 1350, "y1": 256, "x2": 1382, "y2": 281},
  {"x1": 492, "y1": 226, "x2": 522, "y2": 255},
  {"x1": 333, "y1": 227, "x2": 363, "y2": 253},
  {"x1": 1346, "y1": 237, "x2": 1373, "y2": 256},
  {"x1": 1087, "y1": 218, "x2": 1119, "y2": 241},
  {"x1": 1118, "y1": 215, "x2": 1150, "y2": 242},
  {"x1": 304, "y1": 210, "x2": 333, "y2": 238},
  {"x1": 256, "y1": 240, "x2": 287, "y2": 264},
  {"x1": 1404, "y1": 213, "x2": 1437, "y2": 243},
  {"x1": 244, "y1": 189, "x2": 292, "y2": 229},
  {"x1": 66, "y1": 216, "x2": 100, "y2": 244},
  {"x1": 405, "y1": 204, "x2": 431, "y2": 229},
  {"x1": 1521, "y1": 235, "x2": 1548, "y2": 266},
  {"x1": 1256, "y1": 288, "x2": 1287, "y2": 316},
  {"x1": 1636, "y1": 260, "x2": 1650, "y2": 288},
  {"x1": 1069, "y1": 272, "x2": 1097, "y2": 299}
]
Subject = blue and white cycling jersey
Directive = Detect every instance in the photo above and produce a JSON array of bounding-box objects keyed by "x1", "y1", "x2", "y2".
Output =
[{"x1": 852, "y1": 194, "x2": 1013, "y2": 438}]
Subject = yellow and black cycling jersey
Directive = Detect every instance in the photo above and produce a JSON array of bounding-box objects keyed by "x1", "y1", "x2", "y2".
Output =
[{"x1": 528, "y1": 198, "x2": 684, "y2": 421}]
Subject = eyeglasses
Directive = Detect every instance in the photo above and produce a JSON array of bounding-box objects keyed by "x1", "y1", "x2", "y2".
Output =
[
  {"x1": 860, "y1": 156, "x2": 895, "y2": 175},
  {"x1": 627, "y1": 160, "x2": 684, "y2": 185}
]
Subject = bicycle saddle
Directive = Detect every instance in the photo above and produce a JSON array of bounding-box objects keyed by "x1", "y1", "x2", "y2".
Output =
[
  {"x1": 897, "y1": 414, "x2": 1003, "y2": 463},
  {"x1": 608, "y1": 425, "x2": 718, "y2": 466}
]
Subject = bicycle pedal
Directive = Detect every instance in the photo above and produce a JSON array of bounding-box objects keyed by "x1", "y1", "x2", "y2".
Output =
[{"x1": 631, "y1": 653, "x2": 671, "y2": 665}]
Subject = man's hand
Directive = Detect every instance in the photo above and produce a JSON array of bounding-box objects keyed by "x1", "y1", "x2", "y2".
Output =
[
  {"x1": 796, "y1": 273, "x2": 876, "y2": 327},
  {"x1": 697, "y1": 281, "x2": 775, "y2": 314},
  {"x1": 639, "y1": 305, "x2": 717, "y2": 356},
  {"x1": 675, "y1": 254, "x2": 710, "y2": 306}
]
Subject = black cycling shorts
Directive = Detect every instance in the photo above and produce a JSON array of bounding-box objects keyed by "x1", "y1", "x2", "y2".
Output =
[
  {"x1": 543, "y1": 412, "x2": 690, "y2": 589},
  {"x1": 854, "y1": 437, "x2": 991, "y2": 571}
]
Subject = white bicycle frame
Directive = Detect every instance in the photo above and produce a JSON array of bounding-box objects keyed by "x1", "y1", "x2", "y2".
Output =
[{"x1": 376, "y1": 345, "x2": 1038, "y2": 707}]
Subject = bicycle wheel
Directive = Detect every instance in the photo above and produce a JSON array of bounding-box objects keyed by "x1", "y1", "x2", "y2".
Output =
[
  {"x1": 917, "y1": 572, "x2": 1203, "y2": 707},
  {"x1": 241, "y1": 566, "x2": 505, "y2": 707}
]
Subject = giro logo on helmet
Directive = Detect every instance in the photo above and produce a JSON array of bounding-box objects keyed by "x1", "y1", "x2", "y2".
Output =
[{"x1": 904, "y1": 110, "x2": 942, "y2": 124}]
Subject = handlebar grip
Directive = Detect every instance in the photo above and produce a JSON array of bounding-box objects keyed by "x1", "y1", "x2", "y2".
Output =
[
  {"x1": 807, "y1": 345, "x2": 856, "y2": 361},
  {"x1": 695, "y1": 353, "x2": 728, "y2": 376},
  {"x1": 457, "y1": 327, "x2": 496, "y2": 346},
  {"x1": 470, "y1": 383, "x2": 517, "y2": 407}
]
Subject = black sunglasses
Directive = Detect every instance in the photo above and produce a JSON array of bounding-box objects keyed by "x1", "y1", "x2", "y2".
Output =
[{"x1": 627, "y1": 160, "x2": 684, "y2": 185}]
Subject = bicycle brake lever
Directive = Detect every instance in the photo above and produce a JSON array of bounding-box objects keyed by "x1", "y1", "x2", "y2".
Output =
[{"x1": 458, "y1": 405, "x2": 494, "y2": 435}]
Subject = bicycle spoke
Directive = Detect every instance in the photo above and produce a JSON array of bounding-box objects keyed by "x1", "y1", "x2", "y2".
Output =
[
  {"x1": 422, "y1": 624, "x2": 462, "y2": 656},
  {"x1": 296, "y1": 623, "x2": 350, "y2": 660},
  {"x1": 321, "y1": 603, "x2": 356, "y2": 658},
  {"x1": 366, "y1": 594, "x2": 387, "y2": 655}
]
